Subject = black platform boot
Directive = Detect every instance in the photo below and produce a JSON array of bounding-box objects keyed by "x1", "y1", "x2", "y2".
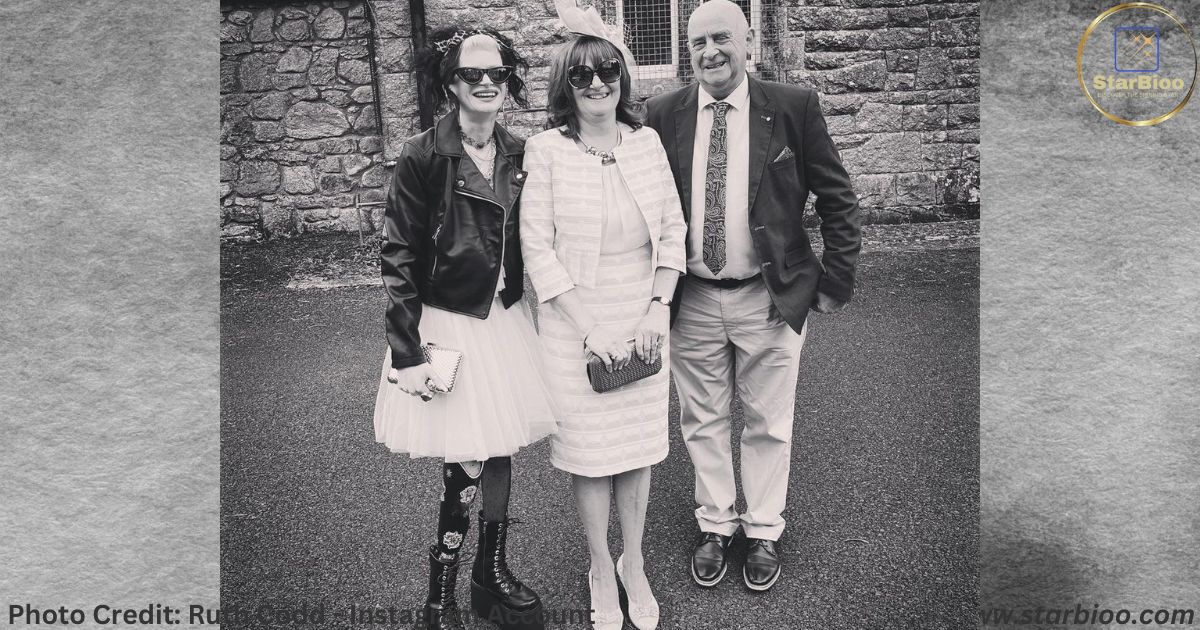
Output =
[
  {"x1": 420, "y1": 546, "x2": 466, "y2": 630},
  {"x1": 470, "y1": 515, "x2": 544, "y2": 630}
]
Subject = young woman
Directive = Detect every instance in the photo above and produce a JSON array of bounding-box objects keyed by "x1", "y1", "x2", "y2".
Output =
[
  {"x1": 519, "y1": 35, "x2": 687, "y2": 630},
  {"x1": 373, "y1": 27, "x2": 556, "y2": 630}
]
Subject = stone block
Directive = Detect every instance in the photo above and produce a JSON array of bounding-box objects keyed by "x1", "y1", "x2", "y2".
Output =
[
  {"x1": 805, "y1": 51, "x2": 883, "y2": 71},
  {"x1": 251, "y1": 92, "x2": 290, "y2": 119},
  {"x1": 324, "y1": 89, "x2": 351, "y2": 106},
  {"x1": 790, "y1": 7, "x2": 887, "y2": 31},
  {"x1": 804, "y1": 30, "x2": 870, "y2": 53},
  {"x1": 896, "y1": 172, "x2": 935, "y2": 205},
  {"x1": 921, "y1": 141, "x2": 961, "y2": 169},
  {"x1": 354, "y1": 105, "x2": 378, "y2": 132},
  {"x1": 278, "y1": 19, "x2": 310, "y2": 42},
  {"x1": 221, "y1": 223, "x2": 260, "y2": 242},
  {"x1": 901, "y1": 104, "x2": 946, "y2": 131},
  {"x1": 227, "y1": 10, "x2": 253, "y2": 25},
  {"x1": 220, "y1": 145, "x2": 238, "y2": 160},
  {"x1": 351, "y1": 85, "x2": 375, "y2": 103},
  {"x1": 371, "y1": 4, "x2": 410, "y2": 36},
  {"x1": 928, "y1": 4, "x2": 978, "y2": 20},
  {"x1": 854, "y1": 102, "x2": 903, "y2": 132},
  {"x1": 252, "y1": 121, "x2": 286, "y2": 141},
  {"x1": 887, "y1": 6, "x2": 928, "y2": 27},
  {"x1": 948, "y1": 103, "x2": 979, "y2": 128},
  {"x1": 309, "y1": 48, "x2": 340, "y2": 84},
  {"x1": 931, "y1": 18, "x2": 979, "y2": 48},
  {"x1": 839, "y1": 132, "x2": 922, "y2": 174},
  {"x1": 236, "y1": 160, "x2": 280, "y2": 195},
  {"x1": 360, "y1": 136, "x2": 384, "y2": 154},
  {"x1": 276, "y1": 46, "x2": 312, "y2": 73},
  {"x1": 886, "y1": 73, "x2": 915, "y2": 91},
  {"x1": 220, "y1": 160, "x2": 239, "y2": 182},
  {"x1": 284, "y1": 101, "x2": 350, "y2": 139},
  {"x1": 915, "y1": 47, "x2": 955, "y2": 90},
  {"x1": 819, "y1": 93, "x2": 866, "y2": 115},
  {"x1": 376, "y1": 38, "x2": 413, "y2": 73},
  {"x1": 864, "y1": 28, "x2": 928, "y2": 50},
  {"x1": 299, "y1": 138, "x2": 358, "y2": 154},
  {"x1": 338, "y1": 59, "x2": 372, "y2": 84},
  {"x1": 314, "y1": 8, "x2": 346, "y2": 39},
  {"x1": 239, "y1": 53, "x2": 276, "y2": 92},
  {"x1": 222, "y1": 42, "x2": 252, "y2": 56},
  {"x1": 346, "y1": 18, "x2": 371, "y2": 37},
  {"x1": 282, "y1": 166, "x2": 318, "y2": 193},
  {"x1": 250, "y1": 8, "x2": 274, "y2": 42},
  {"x1": 320, "y1": 173, "x2": 354, "y2": 193},
  {"x1": 318, "y1": 156, "x2": 342, "y2": 172},
  {"x1": 851, "y1": 173, "x2": 895, "y2": 208},
  {"x1": 262, "y1": 203, "x2": 298, "y2": 238},
  {"x1": 272, "y1": 73, "x2": 309, "y2": 90},
  {"x1": 278, "y1": 7, "x2": 310, "y2": 20},
  {"x1": 885, "y1": 50, "x2": 918, "y2": 73},
  {"x1": 379, "y1": 73, "x2": 420, "y2": 118},
  {"x1": 220, "y1": 22, "x2": 248, "y2": 43},
  {"x1": 360, "y1": 165, "x2": 389, "y2": 187},
  {"x1": 340, "y1": 44, "x2": 369, "y2": 59},
  {"x1": 221, "y1": 60, "x2": 239, "y2": 93},
  {"x1": 808, "y1": 59, "x2": 887, "y2": 94},
  {"x1": 343, "y1": 154, "x2": 372, "y2": 175},
  {"x1": 293, "y1": 86, "x2": 320, "y2": 100}
]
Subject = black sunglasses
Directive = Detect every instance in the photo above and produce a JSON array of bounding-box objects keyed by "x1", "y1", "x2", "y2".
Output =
[
  {"x1": 567, "y1": 58, "x2": 623, "y2": 89},
  {"x1": 454, "y1": 66, "x2": 514, "y2": 85}
]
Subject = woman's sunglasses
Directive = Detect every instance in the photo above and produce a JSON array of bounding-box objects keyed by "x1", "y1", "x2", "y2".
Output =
[
  {"x1": 567, "y1": 58, "x2": 623, "y2": 89},
  {"x1": 454, "y1": 66, "x2": 514, "y2": 85}
]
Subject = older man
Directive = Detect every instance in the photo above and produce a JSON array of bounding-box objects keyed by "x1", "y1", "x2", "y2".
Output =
[{"x1": 644, "y1": 0, "x2": 861, "y2": 591}]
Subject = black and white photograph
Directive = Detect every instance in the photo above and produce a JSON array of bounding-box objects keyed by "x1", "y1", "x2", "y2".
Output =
[
  {"x1": 219, "y1": 0, "x2": 977, "y2": 628},
  {"x1": 5, "y1": 1, "x2": 1200, "y2": 630}
]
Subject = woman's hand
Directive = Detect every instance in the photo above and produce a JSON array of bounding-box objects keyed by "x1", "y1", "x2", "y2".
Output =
[
  {"x1": 584, "y1": 325, "x2": 631, "y2": 373},
  {"x1": 387, "y1": 363, "x2": 448, "y2": 401},
  {"x1": 633, "y1": 302, "x2": 669, "y2": 364}
]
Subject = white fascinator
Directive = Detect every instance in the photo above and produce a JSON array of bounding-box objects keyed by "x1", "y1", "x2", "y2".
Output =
[{"x1": 552, "y1": 0, "x2": 637, "y2": 71}]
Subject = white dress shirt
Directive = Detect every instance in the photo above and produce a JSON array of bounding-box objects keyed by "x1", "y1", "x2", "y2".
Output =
[{"x1": 688, "y1": 74, "x2": 759, "y2": 280}]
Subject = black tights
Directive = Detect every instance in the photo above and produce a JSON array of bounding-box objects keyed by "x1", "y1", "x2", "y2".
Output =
[{"x1": 434, "y1": 456, "x2": 512, "y2": 558}]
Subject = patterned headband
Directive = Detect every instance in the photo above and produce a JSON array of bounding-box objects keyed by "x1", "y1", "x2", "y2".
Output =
[{"x1": 432, "y1": 29, "x2": 511, "y2": 55}]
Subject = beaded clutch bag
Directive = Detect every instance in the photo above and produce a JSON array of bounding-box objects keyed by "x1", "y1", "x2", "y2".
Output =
[
  {"x1": 586, "y1": 343, "x2": 662, "y2": 393},
  {"x1": 421, "y1": 343, "x2": 463, "y2": 393}
]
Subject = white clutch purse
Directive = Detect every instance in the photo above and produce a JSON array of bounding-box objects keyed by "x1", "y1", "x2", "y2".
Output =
[{"x1": 421, "y1": 343, "x2": 463, "y2": 393}]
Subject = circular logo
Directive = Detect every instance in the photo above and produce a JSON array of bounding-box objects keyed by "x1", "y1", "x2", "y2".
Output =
[{"x1": 1076, "y1": 3, "x2": 1198, "y2": 126}]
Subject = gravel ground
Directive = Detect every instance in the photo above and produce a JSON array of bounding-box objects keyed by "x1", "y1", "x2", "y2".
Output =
[{"x1": 220, "y1": 221, "x2": 978, "y2": 629}]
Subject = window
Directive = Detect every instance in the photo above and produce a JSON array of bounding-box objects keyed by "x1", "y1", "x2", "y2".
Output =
[{"x1": 616, "y1": 0, "x2": 763, "y2": 81}]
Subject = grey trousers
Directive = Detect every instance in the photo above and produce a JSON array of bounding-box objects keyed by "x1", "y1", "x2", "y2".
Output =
[{"x1": 670, "y1": 277, "x2": 807, "y2": 541}]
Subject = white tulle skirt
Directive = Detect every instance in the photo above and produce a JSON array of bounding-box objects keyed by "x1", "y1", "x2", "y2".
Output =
[{"x1": 373, "y1": 297, "x2": 559, "y2": 463}]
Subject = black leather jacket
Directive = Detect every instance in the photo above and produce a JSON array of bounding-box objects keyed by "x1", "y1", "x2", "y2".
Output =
[{"x1": 382, "y1": 112, "x2": 528, "y2": 369}]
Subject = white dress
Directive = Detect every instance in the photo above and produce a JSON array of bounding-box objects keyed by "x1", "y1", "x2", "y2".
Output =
[{"x1": 537, "y1": 158, "x2": 671, "y2": 477}]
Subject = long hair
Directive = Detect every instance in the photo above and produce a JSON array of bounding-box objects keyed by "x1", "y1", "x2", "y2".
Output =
[
  {"x1": 545, "y1": 35, "x2": 642, "y2": 138},
  {"x1": 414, "y1": 27, "x2": 530, "y2": 114}
]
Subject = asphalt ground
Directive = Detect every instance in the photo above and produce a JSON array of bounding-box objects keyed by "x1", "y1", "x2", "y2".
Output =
[{"x1": 220, "y1": 223, "x2": 978, "y2": 629}]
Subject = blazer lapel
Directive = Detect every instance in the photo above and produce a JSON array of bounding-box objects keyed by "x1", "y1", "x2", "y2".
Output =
[
  {"x1": 747, "y1": 77, "x2": 776, "y2": 216},
  {"x1": 673, "y1": 84, "x2": 699, "y2": 223}
]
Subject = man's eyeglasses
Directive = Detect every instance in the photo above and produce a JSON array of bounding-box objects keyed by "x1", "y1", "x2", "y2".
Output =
[
  {"x1": 567, "y1": 58, "x2": 623, "y2": 89},
  {"x1": 454, "y1": 66, "x2": 514, "y2": 85}
]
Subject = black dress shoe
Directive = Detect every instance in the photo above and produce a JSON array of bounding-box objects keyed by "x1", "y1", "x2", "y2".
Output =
[
  {"x1": 690, "y1": 532, "x2": 732, "y2": 587},
  {"x1": 743, "y1": 538, "x2": 781, "y2": 591}
]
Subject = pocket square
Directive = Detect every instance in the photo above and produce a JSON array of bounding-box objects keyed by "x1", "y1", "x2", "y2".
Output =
[{"x1": 772, "y1": 146, "x2": 795, "y2": 163}]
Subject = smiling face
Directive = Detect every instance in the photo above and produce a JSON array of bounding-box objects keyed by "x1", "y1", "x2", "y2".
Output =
[
  {"x1": 570, "y1": 54, "x2": 622, "y2": 121},
  {"x1": 687, "y1": 0, "x2": 754, "y2": 100},
  {"x1": 446, "y1": 35, "x2": 507, "y2": 116}
]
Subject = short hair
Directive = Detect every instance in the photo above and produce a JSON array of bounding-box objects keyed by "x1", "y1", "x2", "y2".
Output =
[
  {"x1": 545, "y1": 35, "x2": 643, "y2": 138},
  {"x1": 414, "y1": 27, "x2": 529, "y2": 114}
]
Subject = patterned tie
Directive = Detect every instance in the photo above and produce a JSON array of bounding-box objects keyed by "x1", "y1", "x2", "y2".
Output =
[{"x1": 703, "y1": 101, "x2": 732, "y2": 275}]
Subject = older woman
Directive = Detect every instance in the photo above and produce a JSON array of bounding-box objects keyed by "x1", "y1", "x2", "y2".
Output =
[
  {"x1": 520, "y1": 35, "x2": 686, "y2": 630},
  {"x1": 373, "y1": 27, "x2": 556, "y2": 630}
]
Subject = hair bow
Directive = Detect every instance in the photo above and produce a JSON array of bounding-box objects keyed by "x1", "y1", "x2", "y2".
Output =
[{"x1": 552, "y1": 0, "x2": 637, "y2": 71}]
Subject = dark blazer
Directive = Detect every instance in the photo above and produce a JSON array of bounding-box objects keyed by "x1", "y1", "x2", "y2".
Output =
[
  {"x1": 381, "y1": 111, "x2": 527, "y2": 369},
  {"x1": 644, "y1": 77, "x2": 862, "y2": 334}
]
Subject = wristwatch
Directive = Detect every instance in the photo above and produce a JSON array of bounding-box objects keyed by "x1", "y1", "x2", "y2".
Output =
[{"x1": 650, "y1": 296, "x2": 672, "y2": 307}]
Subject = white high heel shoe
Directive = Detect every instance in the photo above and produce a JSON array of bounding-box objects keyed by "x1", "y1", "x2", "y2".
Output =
[
  {"x1": 587, "y1": 568, "x2": 625, "y2": 630},
  {"x1": 616, "y1": 554, "x2": 659, "y2": 630}
]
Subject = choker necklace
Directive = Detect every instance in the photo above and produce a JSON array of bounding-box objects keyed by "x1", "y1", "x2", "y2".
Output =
[{"x1": 460, "y1": 129, "x2": 493, "y2": 150}]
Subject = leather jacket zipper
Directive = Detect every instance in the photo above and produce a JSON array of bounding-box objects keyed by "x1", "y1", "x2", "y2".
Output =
[
  {"x1": 455, "y1": 189, "x2": 509, "y2": 297},
  {"x1": 430, "y1": 222, "x2": 443, "y2": 277}
]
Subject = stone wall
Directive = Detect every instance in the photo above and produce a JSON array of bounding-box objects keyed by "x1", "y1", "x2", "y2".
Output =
[
  {"x1": 220, "y1": 0, "x2": 387, "y2": 241},
  {"x1": 220, "y1": 0, "x2": 979, "y2": 240}
]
